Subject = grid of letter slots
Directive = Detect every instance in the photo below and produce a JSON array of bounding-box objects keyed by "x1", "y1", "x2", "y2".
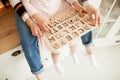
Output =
[{"x1": 42, "y1": 7, "x2": 95, "y2": 51}]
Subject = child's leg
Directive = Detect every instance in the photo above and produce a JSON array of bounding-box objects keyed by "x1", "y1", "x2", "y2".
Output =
[
  {"x1": 69, "y1": 39, "x2": 80, "y2": 66},
  {"x1": 36, "y1": 73, "x2": 48, "y2": 80},
  {"x1": 51, "y1": 52, "x2": 65, "y2": 74},
  {"x1": 51, "y1": 53, "x2": 60, "y2": 64},
  {"x1": 85, "y1": 46, "x2": 98, "y2": 68},
  {"x1": 85, "y1": 46, "x2": 92, "y2": 55},
  {"x1": 69, "y1": 43, "x2": 77, "y2": 54},
  {"x1": 81, "y1": 31, "x2": 98, "y2": 68}
]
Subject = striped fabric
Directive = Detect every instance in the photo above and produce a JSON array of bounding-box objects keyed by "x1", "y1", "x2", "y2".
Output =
[{"x1": 14, "y1": 2, "x2": 26, "y2": 16}]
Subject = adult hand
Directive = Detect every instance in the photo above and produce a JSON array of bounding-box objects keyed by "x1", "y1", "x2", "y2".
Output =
[
  {"x1": 30, "y1": 23, "x2": 42, "y2": 38},
  {"x1": 32, "y1": 13, "x2": 53, "y2": 32},
  {"x1": 26, "y1": 18, "x2": 42, "y2": 38},
  {"x1": 85, "y1": 4, "x2": 101, "y2": 26}
]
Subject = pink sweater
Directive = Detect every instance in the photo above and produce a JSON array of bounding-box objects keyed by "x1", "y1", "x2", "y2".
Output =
[{"x1": 22, "y1": 0, "x2": 77, "y2": 18}]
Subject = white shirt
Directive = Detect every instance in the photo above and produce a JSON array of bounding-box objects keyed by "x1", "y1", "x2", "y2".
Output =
[{"x1": 22, "y1": 0, "x2": 77, "y2": 18}]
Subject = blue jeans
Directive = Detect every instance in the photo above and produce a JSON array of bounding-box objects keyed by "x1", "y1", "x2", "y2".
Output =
[
  {"x1": 81, "y1": 31, "x2": 92, "y2": 47},
  {"x1": 15, "y1": 13, "x2": 92, "y2": 75},
  {"x1": 15, "y1": 13, "x2": 44, "y2": 75}
]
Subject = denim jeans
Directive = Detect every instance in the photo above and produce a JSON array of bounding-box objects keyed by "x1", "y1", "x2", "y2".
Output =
[
  {"x1": 81, "y1": 31, "x2": 93, "y2": 47},
  {"x1": 15, "y1": 13, "x2": 44, "y2": 75},
  {"x1": 15, "y1": 12, "x2": 92, "y2": 75}
]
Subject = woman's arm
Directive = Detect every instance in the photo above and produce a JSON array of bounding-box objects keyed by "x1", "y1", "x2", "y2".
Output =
[
  {"x1": 8, "y1": 0, "x2": 42, "y2": 38},
  {"x1": 22, "y1": 0, "x2": 38, "y2": 16},
  {"x1": 8, "y1": 0, "x2": 30, "y2": 21}
]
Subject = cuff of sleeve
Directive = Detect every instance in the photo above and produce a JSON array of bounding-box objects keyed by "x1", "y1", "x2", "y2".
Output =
[
  {"x1": 22, "y1": 12, "x2": 29, "y2": 22},
  {"x1": 83, "y1": 1, "x2": 91, "y2": 7}
]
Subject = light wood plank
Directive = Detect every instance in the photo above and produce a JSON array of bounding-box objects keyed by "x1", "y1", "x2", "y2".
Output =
[{"x1": 0, "y1": 7, "x2": 20, "y2": 54}]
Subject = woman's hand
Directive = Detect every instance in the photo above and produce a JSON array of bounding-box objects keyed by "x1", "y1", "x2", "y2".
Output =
[
  {"x1": 29, "y1": 23, "x2": 42, "y2": 38},
  {"x1": 26, "y1": 18, "x2": 42, "y2": 38}
]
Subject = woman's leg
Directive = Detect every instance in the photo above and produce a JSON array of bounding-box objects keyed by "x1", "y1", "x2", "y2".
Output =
[{"x1": 15, "y1": 13, "x2": 46, "y2": 80}]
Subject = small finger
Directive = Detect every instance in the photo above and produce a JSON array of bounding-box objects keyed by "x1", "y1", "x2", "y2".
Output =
[
  {"x1": 82, "y1": 10, "x2": 87, "y2": 14},
  {"x1": 48, "y1": 24, "x2": 54, "y2": 33},
  {"x1": 49, "y1": 22, "x2": 53, "y2": 27},
  {"x1": 43, "y1": 24, "x2": 50, "y2": 32},
  {"x1": 45, "y1": 23, "x2": 51, "y2": 30},
  {"x1": 79, "y1": 10, "x2": 84, "y2": 17},
  {"x1": 38, "y1": 28, "x2": 42, "y2": 38},
  {"x1": 32, "y1": 33, "x2": 36, "y2": 37},
  {"x1": 94, "y1": 12, "x2": 98, "y2": 26},
  {"x1": 34, "y1": 30, "x2": 39, "y2": 37},
  {"x1": 88, "y1": 13, "x2": 94, "y2": 24}
]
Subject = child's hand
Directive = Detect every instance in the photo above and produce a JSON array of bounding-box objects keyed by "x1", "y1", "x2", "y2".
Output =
[
  {"x1": 76, "y1": 5, "x2": 87, "y2": 17},
  {"x1": 72, "y1": 1, "x2": 87, "y2": 17},
  {"x1": 32, "y1": 13, "x2": 53, "y2": 32},
  {"x1": 85, "y1": 4, "x2": 101, "y2": 26}
]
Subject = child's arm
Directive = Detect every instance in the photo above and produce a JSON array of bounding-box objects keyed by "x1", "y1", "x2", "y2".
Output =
[
  {"x1": 66, "y1": 0, "x2": 86, "y2": 17},
  {"x1": 81, "y1": 0, "x2": 101, "y2": 26},
  {"x1": 66, "y1": 0, "x2": 101, "y2": 26},
  {"x1": 22, "y1": 0, "x2": 52, "y2": 32},
  {"x1": 21, "y1": 0, "x2": 38, "y2": 16}
]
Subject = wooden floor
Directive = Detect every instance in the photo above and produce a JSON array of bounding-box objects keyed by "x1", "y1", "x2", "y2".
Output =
[{"x1": 0, "y1": 7, "x2": 20, "y2": 54}]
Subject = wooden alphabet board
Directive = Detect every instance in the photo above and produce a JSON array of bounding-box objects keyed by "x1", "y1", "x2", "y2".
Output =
[{"x1": 42, "y1": 7, "x2": 96, "y2": 52}]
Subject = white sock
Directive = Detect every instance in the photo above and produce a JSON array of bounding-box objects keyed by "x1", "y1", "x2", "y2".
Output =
[
  {"x1": 88, "y1": 54, "x2": 98, "y2": 68},
  {"x1": 43, "y1": 78, "x2": 48, "y2": 80},
  {"x1": 54, "y1": 64, "x2": 65, "y2": 74},
  {"x1": 72, "y1": 53, "x2": 80, "y2": 67}
]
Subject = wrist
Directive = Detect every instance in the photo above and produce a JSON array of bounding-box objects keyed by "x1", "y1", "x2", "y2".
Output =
[
  {"x1": 22, "y1": 12, "x2": 29, "y2": 22},
  {"x1": 26, "y1": 18, "x2": 37, "y2": 30},
  {"x1": 31, "y1": 13, "x2": 40, "y2": 23}
]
